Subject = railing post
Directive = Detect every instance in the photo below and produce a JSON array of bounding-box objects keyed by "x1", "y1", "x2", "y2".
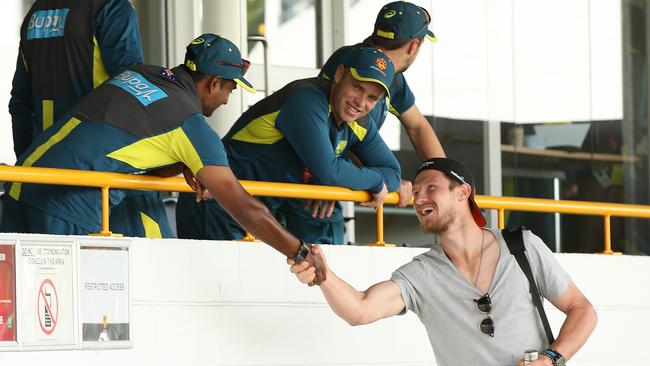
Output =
[
  {"x1": 375, "y1": 204, "x2": 385, "y2": 246},
  {"x1": 498, "y1": 209, "x2": 505, "y2": 229},
  {"x1": 599, "y1": 214, "x2": 621, "y2": 255},
  {"x1": 90, "y1": 186, "x2": 116, "y2": 237}
]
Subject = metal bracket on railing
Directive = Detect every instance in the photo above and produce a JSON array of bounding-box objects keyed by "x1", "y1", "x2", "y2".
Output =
[
  {"x1": 242, "y1": 231, "x2": 256, "y2": 242},
  {"x1": 247, "y1": 36, "x2": 270, "y2": 97}
]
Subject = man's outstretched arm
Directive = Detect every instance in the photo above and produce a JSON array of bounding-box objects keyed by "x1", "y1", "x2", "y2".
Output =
[
  {"x1": 399, "y1": 104, "x2": 445, "y2": 160},
  {"x1": 289, "y1": 245, "x2": 404, "y2": 325},
  {"x1": 196, "y1": 165, "x2": 326, "y2": 283}
]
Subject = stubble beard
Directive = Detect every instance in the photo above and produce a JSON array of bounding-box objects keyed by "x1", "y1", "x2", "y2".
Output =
[{"x1": 420, "y1": 210, "x2": 453, "y2": 234}]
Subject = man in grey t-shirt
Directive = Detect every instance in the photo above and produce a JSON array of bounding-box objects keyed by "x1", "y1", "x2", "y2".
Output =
[{"x1": 289, "y1": 158, "x2": 597, "y2": 365}]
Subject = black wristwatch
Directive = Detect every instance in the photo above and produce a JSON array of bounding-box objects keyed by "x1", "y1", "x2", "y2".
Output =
[
  {"x1": 293, "y1": 240, "x2": 311, "y2": 263},
  {"x1": 542, "y1": 348, "x2": 566, "y2": 366}
]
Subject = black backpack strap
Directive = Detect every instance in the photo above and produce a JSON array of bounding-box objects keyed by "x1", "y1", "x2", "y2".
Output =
[{"x1": 502, "y1": 227, "x2": 556, "y2": 345}]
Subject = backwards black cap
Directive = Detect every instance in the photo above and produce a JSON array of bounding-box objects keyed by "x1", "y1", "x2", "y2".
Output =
[{"x1": 415, "y1": 157, "x2": 486, "y2": 227}]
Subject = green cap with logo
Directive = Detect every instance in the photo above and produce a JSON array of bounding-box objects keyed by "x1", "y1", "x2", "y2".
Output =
[
  {"x1": 374, "y1": 1, "x2": 436, "y2": 43},
  {"x1": 347, "y1": 47, "x2": 395, "y2": 98},
  {"x1": 184, "y1": 33, "x2": 256, "y2": 93}
]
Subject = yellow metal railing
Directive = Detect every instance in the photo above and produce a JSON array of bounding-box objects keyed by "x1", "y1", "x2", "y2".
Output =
[{"x1": 2, "y1": 165, "x2": 649, "y2": 253}]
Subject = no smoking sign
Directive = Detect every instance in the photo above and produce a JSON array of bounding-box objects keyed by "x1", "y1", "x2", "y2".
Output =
[{"x1": 37, "y1": 279, "x2": 59, "y2": 335}]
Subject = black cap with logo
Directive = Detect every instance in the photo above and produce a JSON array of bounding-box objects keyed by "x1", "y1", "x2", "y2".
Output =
[{"x1": 415, "y1": 157, "x2": 486, "y2": 227}]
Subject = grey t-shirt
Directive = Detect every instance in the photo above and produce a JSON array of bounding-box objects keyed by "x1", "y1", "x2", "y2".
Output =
[{"x1": 391, "y1": 228, "x2": 571, "y2": 366}]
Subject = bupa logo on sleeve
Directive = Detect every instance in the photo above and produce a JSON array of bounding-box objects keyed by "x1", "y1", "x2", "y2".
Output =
[
  {"x1": 108, "y1": 70, "x2": 168, "y2": 106},
  {"x1": 27, "y1": 8, "x2": 70, "y2": 40}
]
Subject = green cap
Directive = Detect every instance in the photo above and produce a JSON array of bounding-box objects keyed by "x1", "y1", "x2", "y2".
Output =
[
  {"x1": 184, "y1": 34, "x2": 255, "y2": 93},
  {"x1": 347, "y1": 47, "x2": 395, "y2": 97},
  {"x1": 374, "y1": 1, "x2": 436, "y2": 43}
]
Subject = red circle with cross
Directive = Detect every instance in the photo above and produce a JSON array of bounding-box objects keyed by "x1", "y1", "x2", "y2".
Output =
[{"x1": 37, "y1": 279, "x2": 58, "y2": 335}]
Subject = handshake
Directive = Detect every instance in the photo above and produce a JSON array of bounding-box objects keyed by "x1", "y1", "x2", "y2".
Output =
[{"x1": 287, "y1": 244, "x2": 327, "y2": 286}]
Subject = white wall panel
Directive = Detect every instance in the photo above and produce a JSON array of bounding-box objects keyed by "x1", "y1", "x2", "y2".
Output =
[{"x1": 0, "y1": 235, "x2": 648, "y2": 365}]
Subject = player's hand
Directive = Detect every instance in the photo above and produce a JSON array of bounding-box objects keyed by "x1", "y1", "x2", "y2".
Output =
[
  {"x1": 287, "y1": 244, "x2": 327, "y2": 286},
  {"x1": 182, "y1": 165, "x2": 212, "y2": 201},
  {"x1": 304, "y1": 199, "x2": 336, "y2": 218},
  {"x1": 396, "y1": 180, "x2": 413, "y2": 207},
  {"x1": 515, "y1": 357, "x2": 552, "y2": 366},
  {"x1": 360, "y1": 184, "x2": 388, "y2": 208}
]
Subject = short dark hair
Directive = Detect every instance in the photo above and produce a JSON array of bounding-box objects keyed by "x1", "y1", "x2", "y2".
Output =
[{"x1": 182, "y1": 64, "x2": 212, "y2": 84}]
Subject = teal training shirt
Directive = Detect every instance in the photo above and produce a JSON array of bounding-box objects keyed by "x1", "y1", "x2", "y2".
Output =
[
  {"x1": 320, "y1": 39, "x2": 416, "y2": 129},
  {"x1": 224, "y1": 77, "x2": 401, "y2": 204},
  {"x1": 8, "y1": 65, "x2": 228, "y2": 232},
  {"x1": 9, "y1": 0, "x2": 144, "y2": 157}
]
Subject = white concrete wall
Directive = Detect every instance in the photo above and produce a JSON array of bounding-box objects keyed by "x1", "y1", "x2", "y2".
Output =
[{"x1": 1, "y1": 236, "x2": 649, "y2": 365}]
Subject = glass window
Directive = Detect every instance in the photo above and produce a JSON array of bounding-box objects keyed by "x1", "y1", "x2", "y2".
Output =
[
  {"x1": 499, "y1": 1, "x2": 649, "y2": 255},
  {"x1": 501, "y1": 118, "x2": 649, "y2": 255},
  {"x1": 247, "y1": 0, "x2": 317, "y2": 68}
]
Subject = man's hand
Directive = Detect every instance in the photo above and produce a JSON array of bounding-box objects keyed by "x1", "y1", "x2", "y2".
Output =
[
  {"x1": 182, "y1": 165, "x2": 212, "y2": 201},
  {"x1": 304, "y1": 199, "x2": 336, "y2": 219},
  {"x1": 396, "y1": 180, "x2": 412, "y2": 207},
  {"x1": 516, "y1": 357, "x2": 553, "y2": 366},
  {"x1": 287, "y1": 244, "x2": 327, "y2": 286},
  {"x1": 360, "y1": 184, "x2": 388, "y2": 208}
]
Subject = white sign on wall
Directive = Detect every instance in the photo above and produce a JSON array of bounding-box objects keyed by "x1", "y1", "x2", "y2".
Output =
[
  {"x1": 79, "y1": 240, "x2": 131, "y2": 348},
  {"x1": 19, "y1": 240, "x2": 75, "y2": 347}
]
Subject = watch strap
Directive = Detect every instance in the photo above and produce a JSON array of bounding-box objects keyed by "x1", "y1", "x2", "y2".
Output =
[
  {"x1": 542, "y1": 348, "x2": 565, "y2": 366},
  {"x1": 293, "y1": 240, "x2": 311, "y2": 262}
]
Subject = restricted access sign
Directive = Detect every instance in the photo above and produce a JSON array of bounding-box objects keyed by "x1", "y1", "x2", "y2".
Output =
[
  {"x1": 20, "y1": 240, "x2": 74, "y2": 346},
  {"x1": 0, "y1": 243, "x2": 16, "y2": 342},
  {"x1": 79, "y1": 241, "x2": 131, "y2": 346}
]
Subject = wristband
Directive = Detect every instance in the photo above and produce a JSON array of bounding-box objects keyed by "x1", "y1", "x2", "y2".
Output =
[{"x1": 293, "y1": 240, "x2": 311, "y2": 263}]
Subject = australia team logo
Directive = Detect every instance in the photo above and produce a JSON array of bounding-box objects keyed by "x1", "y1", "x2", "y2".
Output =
[
  {"x1": 373, "y1": 57, "x2": 388, "y2": 76},
  {"x1": 375, "y1": 58, "x2": 388, "y2": 71}
]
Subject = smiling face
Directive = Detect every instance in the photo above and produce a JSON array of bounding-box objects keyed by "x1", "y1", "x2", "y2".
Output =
[
  {"x1": 329, "y1": 66, "x2": 384, "y2": 125},
  {"x1": 413, "y1": 170, "x2": 468, "y2": 234}
]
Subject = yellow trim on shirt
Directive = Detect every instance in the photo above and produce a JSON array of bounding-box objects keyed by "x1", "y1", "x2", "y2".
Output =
[
  {"x1": 231, "y1": 111, "x2": 284, "y2": 145},
  {"x1": 385, "y1": 96, "x2": 400, "y2": 117},
  {"x1": 106, "y1": 126, "x2": 205, "y2": 175},
  {"x1": 140, "y1": 212, "x2": 162, "y2": 238},
  {"x1": 348, "y1": 120, "x2": 368, "y2": 141},
  {"x1": 42, "y1": 99, "x2": 54, "y2": 130},
  {"x1": 93, "y1": 36, "x2": 109, "y2": 88},
  {"x1": 20, "y1": 50, "x2": 28, "y2": 73},
  {"x1": 10, "y1": 117, "x2": 82, "y2": 200}
]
